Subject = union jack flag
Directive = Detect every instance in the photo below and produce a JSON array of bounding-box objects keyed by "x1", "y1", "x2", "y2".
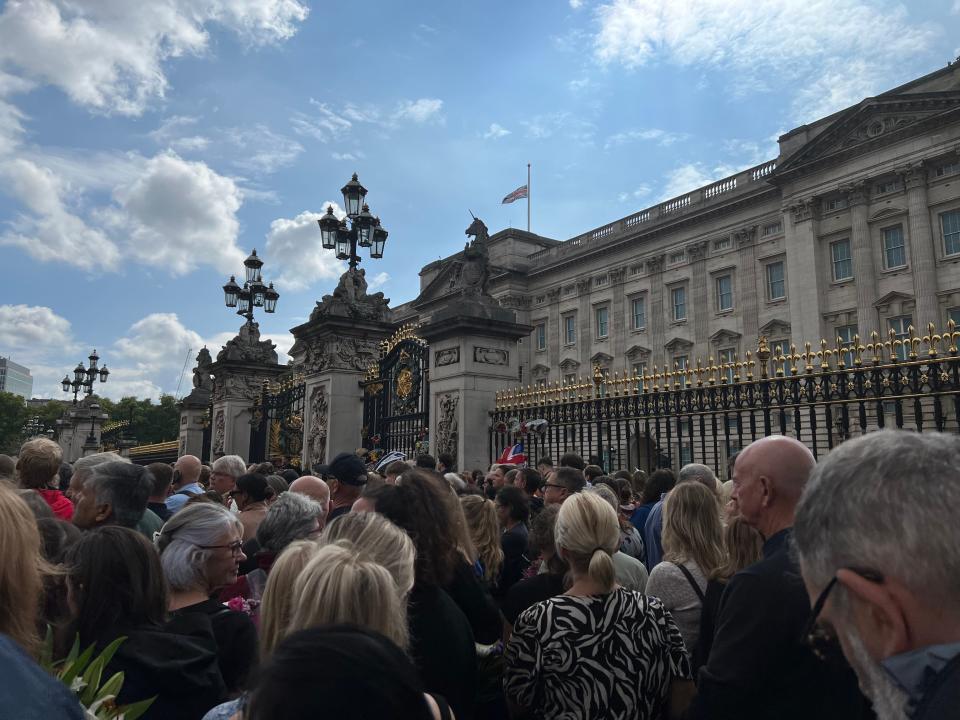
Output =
[
  {"x1": 501, "y1": 185, "x2": 528, "y2": 204},
  {"x1": 497, "y1": 442, "x2": 526, "y2": 465}
]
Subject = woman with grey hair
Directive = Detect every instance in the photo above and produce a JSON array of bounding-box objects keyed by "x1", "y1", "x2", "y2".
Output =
[
  {"x1": 218, "y1": 491, "x2": 323, "y2": 610},
  {"x1": 157, "y1": 503, "x2": 257, "y2": 696}
]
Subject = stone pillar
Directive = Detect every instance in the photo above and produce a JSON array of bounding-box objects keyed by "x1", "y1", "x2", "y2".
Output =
[
  {"x1": 547, "y1": 287, "x2": 561, "y2": 376},
  {"x1": 900, "y1": 163, "x2": 938, "y2": 331},
  {"x1": 610, "y1": 267, "x2": 627, "y2": 367},
  {"x1": 577, "y1": 278, "x2": 592, "y2": 369},
  {"x1": 735, "y1": 226, "x2": 760, "y2": 343},
  {"x1": 57, "y1": 399, "x2": 108, "y2": 462},
  {"x1": 688, "y1": 241, "x2": 709, "y2": 361},
  {"x1": 178, "y1": 347, "x2": 214, "y2": 460},
  {"x1": 291, "y1": 316, "x2": 392, "y2": 471},
  {"x1": 845, "y1": 181, "x2": 878, "y2": 340},
  {"x1": 646, "y1": 255, "x2": 666, "y2": 369},
  {"x1": 422, "y1": 312, "x2": 532, "y2": 474},
  {"x1": 785, "y1": 198, "x2": 824, "y2": 345}
]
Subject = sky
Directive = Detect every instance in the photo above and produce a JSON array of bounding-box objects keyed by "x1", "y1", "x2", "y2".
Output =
[{"x1": 1, "y1": 0, "x2": 959, "y2": 401}]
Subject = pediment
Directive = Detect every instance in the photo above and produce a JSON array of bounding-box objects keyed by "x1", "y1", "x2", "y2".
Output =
[
  {"x1": 559, "y1": 358, "x2": 580, "y2": 372},
  {"x1": 625, "y1": 344, "x2": 651, "y2": 359},
  {"x1": 709, "y1": 328, "x2": 742, "y2": 345},
  {"x1": 531, "y1": 363, "x2": 551, "y2": 377},
  {"x1": 870, "y1": 206, "x2": 906, "y2": 221},
  {"x1": 759, "y1": 319, "x2": 791, "y2": 338},
  {"x1": 874, "y1": 290, "x2": 914, "y2": 309},
  {"x1": 664, "y1": 336, "x2": 694, "y2": 352},
  {"x1": 775, "y1": 93, "x2": 960, "y2": 180},
  {"x1": 590, "y1": 352, "x2": 614, "y2": 366}
]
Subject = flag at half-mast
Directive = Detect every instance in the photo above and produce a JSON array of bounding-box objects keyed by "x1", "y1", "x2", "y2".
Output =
[{"x1": 501, "y1": 185, "x2": 528, "y2": 204}]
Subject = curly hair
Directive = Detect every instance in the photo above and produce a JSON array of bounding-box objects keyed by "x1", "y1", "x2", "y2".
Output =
[
  {"x1": 460, "y1": 495, "x2": 503, "y2": 584},
  {"x1": 376, "y1": 469, "x2": 460, "y2": 587}
]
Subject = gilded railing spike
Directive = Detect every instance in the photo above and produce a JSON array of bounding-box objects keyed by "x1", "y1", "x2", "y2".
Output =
[
  {"x1": 948, "y1": 319, "x2": 958, "y2": 354},
  {"x1": 907, "y1": 325, "x2": 919, "y2": 360},
  {"x1": 888, "y1": 327, "x2": 898, "y2": 362},
  {"x1": 802, "y1": 342, "x2": 814, "y2": 373},
  {"x1": 755, "y1": 337, "x2": 771, "y2": 379},
  {"x1": 744, "y1": 350, "x2": 754, "y2": 381}
]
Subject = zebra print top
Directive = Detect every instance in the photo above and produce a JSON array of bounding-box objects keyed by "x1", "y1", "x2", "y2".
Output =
[{"x1": 504, "y1": 588, "x2": 691, "y2": 720}]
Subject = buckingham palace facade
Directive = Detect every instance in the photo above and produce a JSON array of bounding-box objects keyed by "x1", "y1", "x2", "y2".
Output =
[{"x1": 399, "y1": 62, "x2": 960, "y2": 389}]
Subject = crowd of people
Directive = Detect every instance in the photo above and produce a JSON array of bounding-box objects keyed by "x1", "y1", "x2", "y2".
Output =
[{"x1": 0, "y1": 430, "x2": 957, "y2": 720}]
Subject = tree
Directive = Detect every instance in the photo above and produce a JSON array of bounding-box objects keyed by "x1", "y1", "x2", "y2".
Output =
[
  {"x1": 96, "y1": 394, "x2": 180, "y2": 445},
  {"x1": 0, "y1": 392, "x2": 28, "y2": 454}
]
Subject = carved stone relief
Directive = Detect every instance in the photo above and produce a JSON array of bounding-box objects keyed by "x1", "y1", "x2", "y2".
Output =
[
  {"x1": 213, "y1": 410, "x2": 225, "y2": 456},
  {"x1": 789, "y1": 198, "x2": 815, "y2": 224},
  {"x1": 216, "y1": 322, "x2": 278, "y2": 364},
  {"x1": 213, "y1": 374, "x2": 267, "y2": 403},
  {"x1": 300, "y1": 337, "x2": 381, "y2": 375},
  {"x1": 307, "y1": 385, "x2": 329, "y2": 470},
  {"x1": 435, "y1": 392, "x2": 459, "y2": 460},
  {"x1": 645, "y1": 254, "x2": 665, "y2": 274},
  {"x1": 435, "y1": 348, "x2": 460, "y2": 367},
  {"x1": 474, "y1": 346, "x2": 509, "y2": 365},
  {"x1": 311, "y1": 268, "x2": 390, "y2": 322}
]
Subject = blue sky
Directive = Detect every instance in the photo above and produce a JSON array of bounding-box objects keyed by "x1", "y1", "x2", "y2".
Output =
[{"x1": 1, "y1": 0, "x2": 958, "y2": 400}]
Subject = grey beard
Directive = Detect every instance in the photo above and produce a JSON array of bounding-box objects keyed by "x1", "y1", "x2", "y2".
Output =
[{"x1": 843, "y1": 626, "x2": 910, "y2": 720}]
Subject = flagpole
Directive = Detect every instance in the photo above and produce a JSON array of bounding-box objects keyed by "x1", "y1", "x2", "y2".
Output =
[{"x1": 527, "y1": 163, "x2": 531, "y2": 233}]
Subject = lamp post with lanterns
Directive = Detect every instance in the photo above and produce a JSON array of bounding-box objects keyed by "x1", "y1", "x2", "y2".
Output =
[
  {"x1": 61, "y1": 350, "x2": 109, "y2": 404},
  {"x1": 316, "y1": 173, "x2": 389, "y2": 270},
  {"x1": 222, "y1": 249, "x2": 280, "y2": 324}
]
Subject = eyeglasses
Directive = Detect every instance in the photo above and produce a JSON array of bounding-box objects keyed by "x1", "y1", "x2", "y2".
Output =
[
  {"x1": 198, "y1": 540, "x2": 244, "y2": 556},
  {"x1": 542, "y1": 482, "x2": 566, "y2": 491},
  {"x1": 804, "y1": 567, "x2": 883, "y2": 661}
]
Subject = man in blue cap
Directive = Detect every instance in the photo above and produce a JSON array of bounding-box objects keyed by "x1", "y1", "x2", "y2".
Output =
[{"x1": 316, "y1": 452, "x2": 368, "y2": 522}]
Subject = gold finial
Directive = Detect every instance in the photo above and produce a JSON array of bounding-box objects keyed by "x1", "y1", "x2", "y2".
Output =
[
  {"x1": 925, "y1": 322, "x2": 939, "y2": 359},
  {"x1": 907, "y1": 325, "x2": 919, "y2": 360},
  {"x1": 888, "y1": 327, "x2": 898, "y2": 363},
  {"x1": 803, "y1": 342, "x2": 814, "y2": 373},
  {"x1": 948, "y1": 318, "x2": 958, "y2": 354},
  {"x1": 852, "y1": 334, "x2": 863, "y2": 368},
  {"x1": 756, "y1": 336, "x2": 771, "y2": 379},
  {"x1": 695, "y1": 358, "x2": 705, "y2": 387},
  {"x1": 707, "y1": 356, "x2": 718, "y2": 385},
  {"x1": 744, "y1": 350, "x2": 754, "y2": 381}
]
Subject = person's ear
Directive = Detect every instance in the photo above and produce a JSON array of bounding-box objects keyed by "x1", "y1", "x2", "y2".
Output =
[
  {"x1": 329, "y1": 478, "x2": 340, "y2": 494},
  {"x1": 836, "y1": 568, "x2": 910, "y2": 659},
  {"x1": 758, "y1": 474, "x2": 773, "y2": 507},
  {"x1": 94, "y1": 502, "x2": 112, "y2": 525}
]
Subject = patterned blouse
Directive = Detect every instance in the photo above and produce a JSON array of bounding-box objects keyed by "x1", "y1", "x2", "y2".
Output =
[{"x1": 504, "y1": 588, "x2": 692, "y2": 720}]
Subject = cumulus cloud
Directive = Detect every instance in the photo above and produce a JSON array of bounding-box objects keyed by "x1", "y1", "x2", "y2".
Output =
[
  {"x1": 592, "y1": 0, "x2": 937, "y2": 121},
  {"x1": 226, "y1": 125, "x2": 303, "y2": 175},
  {"x1": 0, "y1": 304, "x2": 73, "y2": 351},
  {"x1": 103, "y1": 152, "x2": 246, "y2": 275},
  {"x1": 393, "y1": 98, "x2": 444, "y2": 124},
  {"x1": 0, "y1": 0, "x2": 309, "y2": 116},
  {"x1": 483, "y1": 123, "x2": 511, "y2": 140},
  {"x1": 658, "y1": 162, "x2": 739, "y2": 201},
  {"x1": 604, "y1": 128, "x2": 687, "y2": 149},
  {"x1": 0, "y1": 157, "x2": 122, "y2": 270},
  {"x1": 264, "y1": 204, "x2": 346, "y2": 292},
  {"x1": 368, "y1": 271, "x2": 389, "y2": 289},
  {"x1": 291, "y1": 101, "x2": 354, "y2": 142}
]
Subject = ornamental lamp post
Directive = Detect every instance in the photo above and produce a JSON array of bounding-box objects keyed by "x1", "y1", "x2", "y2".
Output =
[
  {"x1": 316, "y1": 174, "x2": 390, "y2": 270},
  {"x1": 222, "y1": 248, "x2": 279, "y2": 325},
  {"x1": 62, "y1": 350, "x2": 109, "y2": 404}
]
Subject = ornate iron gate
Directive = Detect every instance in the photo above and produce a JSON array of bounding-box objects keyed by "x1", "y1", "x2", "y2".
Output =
[
  {"x1": 361, "y1": 324, "x2": 429, "y2": 460},
  {"x1": 249, "y1": 372, "x2": 306, "y2": 468}
]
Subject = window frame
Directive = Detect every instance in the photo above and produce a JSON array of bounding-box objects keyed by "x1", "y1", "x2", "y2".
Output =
[
  {"x1": 718, "y1": 347, "x2": 736, "y2": 383},
  {"x1": 941, "y1": 209, "x2": 960, "y2": 257},
  {"x1": 881, "y1": 224, "x2": 907, "y2": 270},
  {"x1": 595, "y1": 306, "x2": 609, "y2": 340},
  {"x1": 836, "y1": 324, "x2": 856, "y2": 367},
  {"x1": 830, "y1": 238, "x2": 853, "y2": 281},
  {"x1": 563, "y1": 314, "x2": 577, "y2": 346},
  {"x1": 888, "y1": 315, "x2": 913, "y2": 361},
  {"x1": 765, "y1": 260, "x2": 786, "y2": 301},
  {"x1": 631, "y1": 295, "x2": 647, "y2": 331},
  {"x1": 671, "y1": 285, "x2": 687, "y2": 322},
  {"x1": 715, "y1": 273, "x2": 734, "y2": 312},
  {"x1": 535, "y1": 323, "x2": 546, "y2": 351}
]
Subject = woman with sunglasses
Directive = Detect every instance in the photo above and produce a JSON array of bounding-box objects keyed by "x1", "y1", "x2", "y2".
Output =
[{"x1": 157, "y1": 503, "x2": 258, "y2": 698}]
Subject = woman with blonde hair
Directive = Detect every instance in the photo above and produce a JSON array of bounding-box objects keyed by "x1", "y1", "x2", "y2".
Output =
[
  {"x1": 505, "y1": 492, "x2": 694, "y2": 720},
  {"x1": 0, "y1": 482, "x2": 47, "y2": 655},
  {"x1": 459, "y1": 495, "x2": 503, "y2": 586},
  {"x1": 319, "y1": 511, "x2": 416, "y2": 596},
  {"x1": 258, "y1": 540, "x2": 319, "y2": 659},
  {"x1": 645, "y1": 482, "x2": 724, "y2": 658}
]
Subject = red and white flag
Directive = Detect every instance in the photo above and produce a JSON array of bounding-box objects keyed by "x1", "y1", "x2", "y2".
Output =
[
  {"x1": 501, "y1": 185, "x2": 528, "y2": 204},
  {"x1": 497, "y1": 442, "x2": 526, "y2": 465}
]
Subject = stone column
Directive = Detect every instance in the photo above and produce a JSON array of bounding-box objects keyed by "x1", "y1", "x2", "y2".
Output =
[
  {"x1": 57, "y1": 399, "x2": 107, "y2": 462},
  {"x1": 845, "y1": 181, "x2": 878, "y2": 340},
  {"x1": 735, "y1": 225, "x2": 760, "y2": 343},
  {"x1": 785, "y1": 198, "x2": 824, "y2": 345},
  {"x1": 178, "y1": 394, "x2": 210, "y2": 461},
  {"x1": 688, "y1": 241, "x2": 709, "y2": 362},
  {"x1": 645, "y1": 255, "x2": 666, "y2": 369},
  {"x1": 577, "y1": 278, "x2": 592, "y2": 369},
  {"x1": 900, "y1": 162, "x2": 938, "y2": 331},
  {"x1": 422, "y1": 311, "x2": 532, "y2": 474},
  {"x1": 547, "y1": 287, "x2": 561, "y2": 376},
  {"x1": 610, "y1": 267, "x2": 628, "y2": 368}
]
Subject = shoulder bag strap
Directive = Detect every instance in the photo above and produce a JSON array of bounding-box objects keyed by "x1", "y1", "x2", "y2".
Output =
[{"x1": 675, "y1": 562, "x2": 707, "y2": 604}]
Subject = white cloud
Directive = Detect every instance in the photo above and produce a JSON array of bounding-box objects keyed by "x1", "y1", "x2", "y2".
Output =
[
  {"x1": 104, "y1": 152, "x2": 246, "y2": 275},
  {"x1": 264, "y1": 204, "x2": 346, "y2": 292},
  {"x1": 568, "y1": 77, "x2": 590, "y2": 92},
  {"x1": 0, "y1": 304, "x2": 73, "y2": 352},
  {"x1": 483, "y1": 123, "x2": 511, "y2": 140},
  {"x1": 522, "y1": 112, "x2": 596, "y2": 143},
  {"x1": 954, "y1": 0, "x2": 960, "y2": 13},
  {"x1": 393, "y1": 98, "x2": 444, "y2": 124},
  {"x1": 604, "y1": 128, "x2": 687, "y2": 149},
  {"x1": 150, "y1": 115, "x2": 210, "y2": 153},
  {"x1": 592, "y1": 0, "x2": 937, "y2": 120},
  {"x1": 617, "y1": 184, "x2": 651, "y2": 202},
  {"x1": 332, "y1": 151, "x2": 363, "y2": 161},
  {"x1": 0, "y1": 0, "x2": 309, "y2": 116},
  {"x1": 291, "y1": 102, "x2": 354, "y2": 142},
  {"x1": 658, "y1": 162, "x2": 739, "y2": 201},
  {"x1": 570, "y1": 0, "x2": 585, "y2": 7},
  {"x1": 368, "y1": 271, "x2": 389, "y2": 290},
  {"x1": 227, "y1": 125, "x2": 303, "y2": 175},
  {"x1": 0, "y1": 157, "x2": 122, "y2": 270}
]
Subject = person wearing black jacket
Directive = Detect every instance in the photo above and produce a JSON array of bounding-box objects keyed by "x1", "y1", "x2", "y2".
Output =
[{"x1": 688, "y1": 436, "x2": 868, "y2": 720}]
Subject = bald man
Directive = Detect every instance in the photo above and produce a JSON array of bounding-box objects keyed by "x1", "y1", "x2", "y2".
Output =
[
  {"x1": 289, "y1": 476, "x2": 331, "y2": 526},
  {"x1": 165, "y1": 454, "x2": 204, "y2": 515},
  {"x1": 688, "y1": 436, "x2": 865, "y2": 720}
]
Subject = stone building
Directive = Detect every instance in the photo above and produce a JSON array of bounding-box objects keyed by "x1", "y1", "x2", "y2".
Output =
[{"x1": 397, "y1": 62, "x2": 960, "y2": 389}]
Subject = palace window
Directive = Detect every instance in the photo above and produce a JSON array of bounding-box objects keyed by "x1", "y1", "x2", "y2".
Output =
[
  {"x1": 713, "y1": 236, "x2": 731, "y2": 251},
  {"x1": 882, "y1": 225, "x2": 907, "y2": 269},
  {"x1": 715, "y1": 274, "x2": 733, "y2": 312},
  {"x1": 770, "y1": 339, "x2": 790, "y2": 359},
  {"x1": 766, "y1": 261, "x2": 786, "y2": 301},
  {"x1": 762, "y1": 220, "x2": 783, "y2": 236},
  {"x1": 875, "y1": 179, "x2": 900, "y2": 195},
  {"x1": 889, "y1": 315, "x2": 912, "y2": 361},
  {"x1": 942, "y1": 210, "x2": 960, "y2": 256},
  {"x1": 674, "y1": 355, "x2": 689, "y2": 372},
  {"x1": 718, "y1": 347, "x2": 736, "y2": 383},
  {"x1": 948, "y1": 308, "x2": 960, "y2": 326},
  {"x1": 935, "y1": 160, "x2": 960, "y2": 178},
  {"x1": 824, "y1": 196, "x2": 848, "y2": 212},
  {"x1": 632, "y1": 362, "x2": 648, "y2": 379},
  {"x1": 595, "y1": 307, "x2": 609, "y2": 339},
  {"x1": 836, "y1": 324, "x2": 856, "y2": 367},
  {"x1": 669, "y1": 250, "x2": 685, "y2": 265},
  {"x1": 672, "y1": 286, "x2": 687, "y2": 321},
  {"x1": 563, "y1": 315, "x2": 576, "y2": 345},
  {"x1": 535, "y1": 323, "x2": 546, "y2": 351},
  {"x1": 831, "y1": 239, "x2": 852, "y2": 281},
  {"x1": 631, "y1": 296, "x2": 646, "y2": 330}
]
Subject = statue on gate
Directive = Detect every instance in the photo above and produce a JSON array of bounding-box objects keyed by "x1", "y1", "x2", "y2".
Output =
[
  {"x1": 458, "y1": 213, "x2": 490, "y2": 296},
  {"x1": 192, "y1": 347, "x2": 214, "y2": 391}
]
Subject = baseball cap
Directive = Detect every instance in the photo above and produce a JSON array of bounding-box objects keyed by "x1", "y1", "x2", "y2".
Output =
[{"x1": 317, "y1": 452, "x2": 368, "y2": 486}]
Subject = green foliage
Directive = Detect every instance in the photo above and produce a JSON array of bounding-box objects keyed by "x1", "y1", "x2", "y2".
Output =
[
  {"x1": 98, "y1": 394, "x2": 180, "y2": 445},
  {"x1": 40, "y1": 630, "x2": 155, "y2": 720},
  {"x1": 0, "y1": 391, "x2": 28, "y2": 454}
]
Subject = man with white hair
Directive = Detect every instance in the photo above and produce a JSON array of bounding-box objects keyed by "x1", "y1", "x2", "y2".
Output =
[
  {"x1": 688, "y1": 435, "x2": 865, "y2": 719},
  {"x1": 794, "y1": 430, "x2": 960, "y2": 720},
  {"x1": 210, "y1": 455, "x2": 245, "y2": 498},
  {"x1": 643, "y1": 462, "x2": 716, "y2": 570}
]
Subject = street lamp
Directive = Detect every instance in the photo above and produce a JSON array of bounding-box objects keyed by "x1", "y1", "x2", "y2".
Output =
[
  {"x1": 316, "y1": 173, "x2": 391, "y2": 270},
  {"x1": 86, "y1": 403, "x2": 100, "y2": 446},
  {"x1": 222, "y1": 248, "x2": 280, "y2": 325},
  {"x1": 62, "y1": 350, "x2": 109, "y2": 404}
]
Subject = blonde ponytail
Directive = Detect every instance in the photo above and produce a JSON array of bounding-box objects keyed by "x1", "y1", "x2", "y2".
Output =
[
  {"x1": 587, "y1": 546, "x2": 616, "y2": 590},
  {"x1": 556, "y1": 492, "x2": 620, "y2": 593}
]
